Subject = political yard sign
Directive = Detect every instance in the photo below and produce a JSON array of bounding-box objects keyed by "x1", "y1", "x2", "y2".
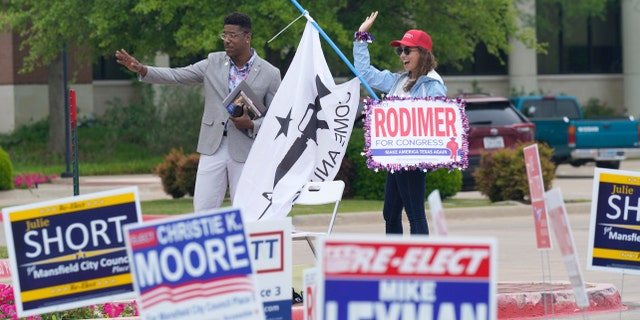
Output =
[
  {"x1": 364, "y1": 97, "x2": 468, "y2": 172},
  {"x1": 587, "y1": 168, "x2": 640, "y2": 274},
  {"x1": 316, "y1": 234, "x2": 496, "y2": 320},
  {"x1": 1, "y1": 187, "x2": 142, "y2": 317},
  {"x1": 246, "y1": 218, "x2": 293, "y2": 320},
  {"x1": 124, "y1": 207, "x2": 264, "y2": 320},
  {"x1": 523, "y1": 144, "x2": 552, "y2": 250}
]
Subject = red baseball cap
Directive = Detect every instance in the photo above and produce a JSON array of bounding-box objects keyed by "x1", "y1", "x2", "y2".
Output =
[{"x1": 390, "y1": 29, "x2": 432, "y2": 51}]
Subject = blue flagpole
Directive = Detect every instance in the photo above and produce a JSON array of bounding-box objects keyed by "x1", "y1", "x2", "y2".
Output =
[{"x1": 290, "y1": 0, "x2": 379, "y2": 100}]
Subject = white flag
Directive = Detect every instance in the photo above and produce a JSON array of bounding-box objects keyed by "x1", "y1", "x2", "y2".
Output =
[{"x1": 234, "y1": 21, "x2": 361, "y2": 221}]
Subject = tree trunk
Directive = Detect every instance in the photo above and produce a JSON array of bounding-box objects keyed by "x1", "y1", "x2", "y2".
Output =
[{"x1": 47, "y1": 52, "x2": 67, "y2": 155}]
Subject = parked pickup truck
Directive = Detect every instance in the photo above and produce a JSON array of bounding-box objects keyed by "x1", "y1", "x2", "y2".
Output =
[{"x1": 510, "y1": 95, "x2": 640, "y2": 169}]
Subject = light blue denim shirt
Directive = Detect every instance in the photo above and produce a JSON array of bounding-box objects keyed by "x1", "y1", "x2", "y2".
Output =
[{"x1": 353, "y1": 41, "x2": 447, "y2": 98}]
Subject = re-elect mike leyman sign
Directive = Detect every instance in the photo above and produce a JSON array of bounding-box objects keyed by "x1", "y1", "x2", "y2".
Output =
[{"x1": 316, "y1": 235, "x2": 496, "y2": 320}]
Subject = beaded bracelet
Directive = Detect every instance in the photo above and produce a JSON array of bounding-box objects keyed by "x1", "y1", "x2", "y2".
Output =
[{"x1": 354, "y1": 31, "x2": 375, "y2": 43}]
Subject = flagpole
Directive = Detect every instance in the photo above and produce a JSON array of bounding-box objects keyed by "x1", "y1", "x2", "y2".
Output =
[{"x1": 290, "y1": 0, "x2": 379, "y2": 100}]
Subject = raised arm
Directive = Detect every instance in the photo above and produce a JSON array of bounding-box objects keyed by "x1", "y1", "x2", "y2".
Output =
[{"x1": 115, "y1": 49, "x2": 147, "y2": 77}]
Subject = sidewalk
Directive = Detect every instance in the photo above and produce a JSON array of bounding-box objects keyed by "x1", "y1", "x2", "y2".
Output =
[
  {"x1": 1, "y1": 163, "x2": 640, "y2": 319},
  {"x1": 0, "y1": 174, "x2": 171, "y2": 208}
]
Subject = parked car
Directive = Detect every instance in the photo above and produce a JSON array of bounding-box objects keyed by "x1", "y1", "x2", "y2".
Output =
[
  {"x1": 511, "y1": 95, "x2": 640, "y2": 169},
  {"x1": 460, "y1": 94, "x2": 536, "y2": 190}
]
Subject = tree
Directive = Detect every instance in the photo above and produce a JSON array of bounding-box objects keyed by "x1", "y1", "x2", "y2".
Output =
[{"x1": 0, "y1": 0, "x2": 616, "y2": 152}]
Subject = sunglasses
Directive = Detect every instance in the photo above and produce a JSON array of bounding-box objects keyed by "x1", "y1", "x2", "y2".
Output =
[{"x1": 395, "y1": 47, "x2": 418, "y2": 56}]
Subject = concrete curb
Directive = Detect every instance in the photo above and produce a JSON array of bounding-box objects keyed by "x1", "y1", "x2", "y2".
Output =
[
  {"x1": 292, "y1": 202, "x2": 592, "y2": 228},
  {"x1": 497, "y1": 282, "x2": 624, "y2": 319}
]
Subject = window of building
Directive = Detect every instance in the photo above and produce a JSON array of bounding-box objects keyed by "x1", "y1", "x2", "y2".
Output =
[
  {"x1": 438, "y1": 43, "x2": 508, "y2": 76},
  {"x1": 92, "y1": 53, "x2": 206, "y2": 80},
  {"x1": 93, "y1": 56, "x2": 131, "y2": 80},
  {"x1": 536, "y1": 0, "x2": 622, "y2": 74}
]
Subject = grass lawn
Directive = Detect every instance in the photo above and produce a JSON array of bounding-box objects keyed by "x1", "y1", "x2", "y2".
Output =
[{"x1": 139, "y1": 197, "x2": 494, "y2": 216}]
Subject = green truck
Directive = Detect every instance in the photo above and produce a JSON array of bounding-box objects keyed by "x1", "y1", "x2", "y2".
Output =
[{"x1": 510, "y1": 95, "x2": 640, "y2": 169}]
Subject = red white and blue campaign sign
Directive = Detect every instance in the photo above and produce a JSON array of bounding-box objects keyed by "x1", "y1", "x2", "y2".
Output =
[
  {"x1": 364, "y1": 97, "x2": 468, "y2": 172},
  {"x1": 524, "y1": 144, "x2": 552, "y2": 250},
  {"x1": 316, "y1": 234, "x2": 496, "y2": 320},
  {"x1": 246, "y1": 218, "x2": 292, "y2": 320},
  {"x1": 587, "y1": 168, "x2": 640, "y2": 274},
  {"x1": 1, "y1": 187, "x2": 142, "y2": 317},
  {"x1": 124, "y1": 207, "x2": 264, "y2": 320}
]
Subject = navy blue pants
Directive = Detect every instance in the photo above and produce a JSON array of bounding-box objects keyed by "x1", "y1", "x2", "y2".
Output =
[{"x1": 383, "y1": 170, "x2": 429, "y2": 235}]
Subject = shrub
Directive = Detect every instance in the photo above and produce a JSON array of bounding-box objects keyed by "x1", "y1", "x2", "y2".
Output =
[
  {"x1": 582, "y1": 98, "x2": 621, "y2": 118},
  {"x1": 177, "y1": 153, "x2": 199, "y2": 197},
  {"x1": 426, "y1": 168, "x2": 462, "y2": 199},
  {"x1": 0, "y1": 147, "x2": 13, "y2": 191},
  {"x1": 101, "y1": 84, "x2": 202, "y2": 155},
  {"x1": 155, "y1": 148, "x2": 187, "y2": 199},
  {"x1": 101, "y1": 85, "x2": 160, "y2": 148},
  {"x1": 473, "y1": 142, "x2": 555, "y2": 202}
]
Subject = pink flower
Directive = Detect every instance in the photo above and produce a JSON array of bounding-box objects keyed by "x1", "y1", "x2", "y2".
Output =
[
  {"x1": 0, "y1": 284, "x2": 138, "y2": 318},
  {"x1": 13, "y1": 173, "x2": 57, "y2": 189}
]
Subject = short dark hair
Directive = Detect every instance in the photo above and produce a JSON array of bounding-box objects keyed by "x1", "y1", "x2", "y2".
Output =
[{"x1": 224, "y1": 12, "x2": 252, "y2": 33}]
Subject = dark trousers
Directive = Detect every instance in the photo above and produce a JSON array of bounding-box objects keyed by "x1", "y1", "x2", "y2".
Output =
[{"x1": 383, "y1": 170, "x2": 429, "y2": 235}]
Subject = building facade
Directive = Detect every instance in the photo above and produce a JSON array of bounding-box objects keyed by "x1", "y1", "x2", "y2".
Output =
[{"x1": 0, "y1": 0, "x2": 638, "y2": 133}]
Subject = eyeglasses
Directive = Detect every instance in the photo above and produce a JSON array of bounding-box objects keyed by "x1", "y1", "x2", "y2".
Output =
[
  {"x1": 219, "y1": 32, "x2": 247, "y2": 41},
  {"x1": 395, "y1": 47, "x2": 417, "y2": 56}
]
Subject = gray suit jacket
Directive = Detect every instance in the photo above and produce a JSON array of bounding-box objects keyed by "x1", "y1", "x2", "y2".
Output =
[{"x1": 141, "y1": 51, "x2": 281, "y2": 161}]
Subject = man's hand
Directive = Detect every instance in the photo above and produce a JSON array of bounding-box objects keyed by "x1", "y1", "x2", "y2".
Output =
[
  {"x1": 228, "y1": 106, "x2": 254, "y2": 129},
  {"x1": 358, "y1": 11, "x2": 378, "y2": 32},
  {"x1": 115, "y1": 49, "x2": 146, "y2": 75}
]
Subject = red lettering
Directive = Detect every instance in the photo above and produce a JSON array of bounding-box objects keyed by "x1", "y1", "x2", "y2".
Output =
[
  {"x1": 374, "y1": 108, "x2": 387, "y2": 137},
  {"x1": 306, "y1": 286, "x2": 315, "y2": 320},
  {"x1": 387, "y1": 108, "x2": 398, "y2": 137},
  {"x1": 417, "y1": 108, "x2": 434, "y2": 137},
  {"x1": 434, "y1": 107, "x2": 445, "y2": 136},
  {"x1": 399, "y1": 107, "x2": 411, "y2": 136},
  {"x1": 445, "y1": 107, "x2": 457, "y2": 136}
]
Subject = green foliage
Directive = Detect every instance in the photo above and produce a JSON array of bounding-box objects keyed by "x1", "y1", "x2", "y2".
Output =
[
  {"x1": 0, "y1": 119, "x2": 48, "y2": 148},
  {"x1": 101, "y1": 91, "x2": 160, "y2": 148},
  {"x1": 0, "y1": 0, "x2": 94, "y2": 72},
  {"x1": 101, "y1": 84, "x2": 202, "y2": 155},
  {"x1": 155, "y1": 148, "x2": 187, "y2": 199},
  {"x1": 536, "y1": 0, "x2": 618, "y2": 39},
  {"x1": 0, "y1": 148, "x2": 14, "y2": 191},
  {"x1": 338, "y1": 128, "x2": 461, "y2": 200},
  {"x1": 426, "y1": 169, "x2": 462, "y2": 199},
  {"x1": 0, "y1": 120, "x2": 51, "y2": 166},
  {"x1": 473, "y1": 142, "x2": 555, "y2": 202},
  {"x1": 582, "y1": 98, "x2": 622, "y2": 118},
  {"x1": 0, "y1": 0, "x2": 555, "y2": 77},
  {"x1": 0, "y1": 83, "x2": 201, "y2": 175}
]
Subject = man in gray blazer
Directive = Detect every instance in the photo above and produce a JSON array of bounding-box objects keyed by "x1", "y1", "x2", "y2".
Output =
[{"x1": 116, "y1": 12, "x2": 281, "y2": 213}]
